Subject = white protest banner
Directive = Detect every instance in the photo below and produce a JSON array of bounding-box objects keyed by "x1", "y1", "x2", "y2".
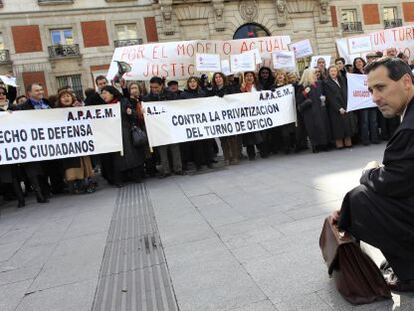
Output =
[
  {"x1": 230, "y1": 52, "x2": 256, "y2": 73},
  {"x1": 221, "y1": 59, "x2": 232, "y2": 76},
  {"x1": 0, "y1": 75, "x2": 17, "y2": 87},
  {"x1": 243, "y1": 48, "x2": 262, "y2": 64},
  {"x1": 272, "y1": 51, "x2": 296, "y2": 70},
  {"x1": 310, "y1": 55, "x2": 331, "y2": 69},
  {"x1": 348, "y1": 35, "x2": 372, "y2": 54},
  {"x1": 337, "y1": 25, "x2": 414, "y2": 64},
  {"x1": 195, "y1": 53, "x2": 221, "y2": 72},
  {"x1": 289, "y1": 39, "x2": 313, "y2": 58},
  {"x1": 107, "y1": 36, "x2": 291, "y2": 80},
  {"x1": 143, "y1": 85, "x2": 296, "y2": 147},
  {"x1": 347, "y1": 73, "x2": 376, "y2": 112},
  {"x1": 0, "y1": 104, "x2": 123, "y2": 165}
]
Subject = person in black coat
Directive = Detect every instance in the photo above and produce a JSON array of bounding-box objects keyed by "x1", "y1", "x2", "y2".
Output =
[
  {"x1": 336, "y1": 58, "x2": 414, "y2": 291},
  {"x1": 100, "y1": 86, "x2": 144, "y2": 187},
  {"x1": 257, "y1": 67, "x2": 276, "y2": 156},
  {"x1": 142, "y1": 76, "x2": 183, "y2": 177},
  {"x1": 181, "y1": 77, "x2": 214, "y2": 170},
  {"x1": 14, "y1": 83, "x2": 51, "y2": 203},
  {"x1": 84, "y1": 75, "x2": 107, "y2": 106},
  {"x1": 296, "y1": 68, "x2": 331, "y2": 153},
  {"x1": 209, "y1": 72, "x2": 240, "y2": 165},
  {"x1": 0, "y1": 86, "x2": 25, "y2": 208},
  {"x1": 323, "y1": 65, "x2": 354, "y2": 149},
  {"x1": 353, "y1": 57, "x2": 380, "y2": 145},
  {"x1": 239, "y1": 72, "x2": 263, "y2": 160}
]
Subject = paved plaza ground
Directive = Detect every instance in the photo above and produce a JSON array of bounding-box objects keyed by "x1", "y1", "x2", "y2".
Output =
[{"x1": 1, "y1": 143, "x2": 414, "y2": 311}]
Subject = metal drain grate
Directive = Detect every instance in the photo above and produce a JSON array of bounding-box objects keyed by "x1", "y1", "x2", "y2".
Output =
[{"x1": 92, "y1": 184, "x2": 179, "y2": 311}]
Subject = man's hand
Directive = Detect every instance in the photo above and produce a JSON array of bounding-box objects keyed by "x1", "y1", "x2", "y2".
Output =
[
  {"x1": 126, "y1": 107, "x2": 132, "y2": 115},
  {"x1": 339, "y1": 108, "x2": 346, "y2": 115},
  {"x1": 332, "y1": 210, "x2": 340, "y2": 223},
  {"x1": 364, "y1": 161, "x2": 380, "y2": 171}
]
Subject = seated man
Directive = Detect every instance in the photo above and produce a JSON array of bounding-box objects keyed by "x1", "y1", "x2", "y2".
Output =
[{"x1": 335, "y1": 58, "x2": 414, "y2": 292}]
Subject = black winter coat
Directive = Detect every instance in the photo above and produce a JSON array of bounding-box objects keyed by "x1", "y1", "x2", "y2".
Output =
[
  {"x1": 323, "y1": 77, "x2": 354, "y2": 139},
  {"x1": 296, "y1": 82, "x2": 331, "y2": 146},
  {"x1": 338, "y1": 97, "x2": 414, "y2": 279}
]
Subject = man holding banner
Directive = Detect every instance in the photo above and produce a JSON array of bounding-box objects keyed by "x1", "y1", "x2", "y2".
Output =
[{"x1": 336, "y1": 58, "x2": 414, "y2": 292}]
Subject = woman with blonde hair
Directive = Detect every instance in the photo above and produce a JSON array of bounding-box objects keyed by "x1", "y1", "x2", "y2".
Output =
[
  {"x1": 297, "y1": 68, "x2": 331, "y2": 153},
  {"x1": 323, "y1": 65, "x2": 354, "y2": 149}
]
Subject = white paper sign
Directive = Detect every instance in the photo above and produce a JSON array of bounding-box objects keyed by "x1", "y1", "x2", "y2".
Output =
[
  {"x1": 230, "y1": 53, "x2": 256, "y2": 73},
  {"x1": 337, "y1": 25, "x2": 414, "y2": 64},
  {"x1": 195, "y1": 53, "x2": 221, "y2": 72},
  {"x1": 347, "y1": 73, "x2": 377, "y2": 112},
  {"x1": 143, "y1": 85, "x2": 296, "y2": 147},
  {"x1": 243, "y1": 49, "x2": 262, "y2": 64},
  {"x1": 289, "y1": 39, "x2": 313, "y2": 58},
  {"x1": 310, "y1": 56, "x2": 331, "y2": 69},
  {"x1": 272, "y1": 51, "x2": 296, "y2": 69},
  {"x1": 348, "y1": 36, "x2": 372, "y2": 54},
  {"x1": 0, "y1": 75, "x2": 17, "y2": 87},
  {"x1": 0, "y1": 104, "x2": 123, "y2": 165},
  {"x1": 221, "y1": 59, "x2": 232, "y2": 76},
  {"x1": 107, "y1": 36, "x2": 291, "y2": 81}
]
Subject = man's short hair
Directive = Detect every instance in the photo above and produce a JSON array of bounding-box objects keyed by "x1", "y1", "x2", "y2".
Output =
[
  {"x1": 365, "y1": 57, "x2": 414, "y2": 83},
  {"x1": 16, "y1": 95, "x2": 27, "y2": 102},
  {"x1": 335, "y1": 57, "x2": 346, "y2": 64},
  {"x1": 167, "y1": 80, "x2": 178, "y2": 87},
  {"x1": 150, "y1": 76, "x2": 163, "y2": 85},
  {"x1": 26, "y1": 83, "x2": 42, "y2": 93},
  {"x1": 95, "y1": 75, "x2": 108, "y2": 84}
]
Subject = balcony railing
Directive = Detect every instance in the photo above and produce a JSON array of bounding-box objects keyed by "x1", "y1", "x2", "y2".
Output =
[
  {"x1": 341, "y1": 22, "x2": 363, "y2": 33},
  {"x1": 48, "y1": 44, "x2": 81, "y2": 59},
  {"x1": 114, "y1": 38, "x2": 143, "y2": 48},
  {"x1": 384, "y1": 19, "x2": 403, "y2": 29},
  {"x1": 0, "y1": 50, "x2": 11, "y2": 64}
]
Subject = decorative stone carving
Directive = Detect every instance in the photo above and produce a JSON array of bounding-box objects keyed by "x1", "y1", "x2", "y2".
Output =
[
  {"x1": 160, "y1": 0, "x2": 175, "y2": 35},
  {"x1": 213, "y1": 0, "x2": 225, "y2": 32},
  {"x1": 275, "y1": 0, "x2": 287, "y2": 26},
  {"x1": 319, "y1": 0, "x2": 330, "y2": 23},
  {"x1": 239, "y1": 0, "x2": 258, "y2": 22}
]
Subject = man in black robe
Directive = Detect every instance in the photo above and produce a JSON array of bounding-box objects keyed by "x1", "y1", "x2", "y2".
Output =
[{"x1": 335, "y1": 58, "x2": 414, "y2": 292}]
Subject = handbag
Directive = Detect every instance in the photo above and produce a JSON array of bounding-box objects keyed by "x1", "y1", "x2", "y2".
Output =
[
  {"x1": 319, "y1": 216, "x2": 392, "y2": 305},
  {"x1": 131, "y1": 126, "x2": 148, "y2": 147}
]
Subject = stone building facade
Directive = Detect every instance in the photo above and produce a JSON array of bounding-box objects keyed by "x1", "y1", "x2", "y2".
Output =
[{"x1": 0, "y1": 0, "x2": 413, "y2": 98}]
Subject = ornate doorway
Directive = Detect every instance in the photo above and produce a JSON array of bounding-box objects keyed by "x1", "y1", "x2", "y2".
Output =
[{"x1": 233, "y1": 23, "x2": 270, "y2": 39}]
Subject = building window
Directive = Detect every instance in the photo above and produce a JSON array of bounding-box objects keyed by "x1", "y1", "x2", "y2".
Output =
[
  {"x1": 383, "y1": 7, "x2": 402, "y2": 28},
  {"x1": 341, "y1": 9, "x2": 363, "y2": 33},
  {"x1": 383, "y1": 7, "x2": 398, "y2": 20},
  {"x1": 341, "y1": 9, "x2": 358, "y2": 23},
  {"x1": 233, "y1": 23, "x2": 270, "y2": 40},
  {"x1": 115, "y1": 24, "x2": 138, "y2": 40},
  {"x1": 51, "y1": 29, "x2": 74, "y2": 45},
  {"x1": 56, "y1": 74, "x2": 83, "y2": 100}
]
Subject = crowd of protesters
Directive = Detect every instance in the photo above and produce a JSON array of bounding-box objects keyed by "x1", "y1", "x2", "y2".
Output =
[{"x1": 0, "y1": 47, "x2": 412, "y2": 209}]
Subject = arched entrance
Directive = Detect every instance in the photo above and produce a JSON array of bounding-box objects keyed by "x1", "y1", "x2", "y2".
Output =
[{"x1": 233, "y1": 23, "x2": 270, "y2": 39}]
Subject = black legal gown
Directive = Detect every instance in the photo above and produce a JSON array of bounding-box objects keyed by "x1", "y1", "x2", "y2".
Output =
[{"x1": 338, "y1": 97, "x2": 414, "y2": 281}]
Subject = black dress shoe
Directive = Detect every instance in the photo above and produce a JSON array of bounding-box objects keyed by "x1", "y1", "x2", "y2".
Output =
[{"x1": 17, "y1": 200, "x2": 25, "y2": 208}]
